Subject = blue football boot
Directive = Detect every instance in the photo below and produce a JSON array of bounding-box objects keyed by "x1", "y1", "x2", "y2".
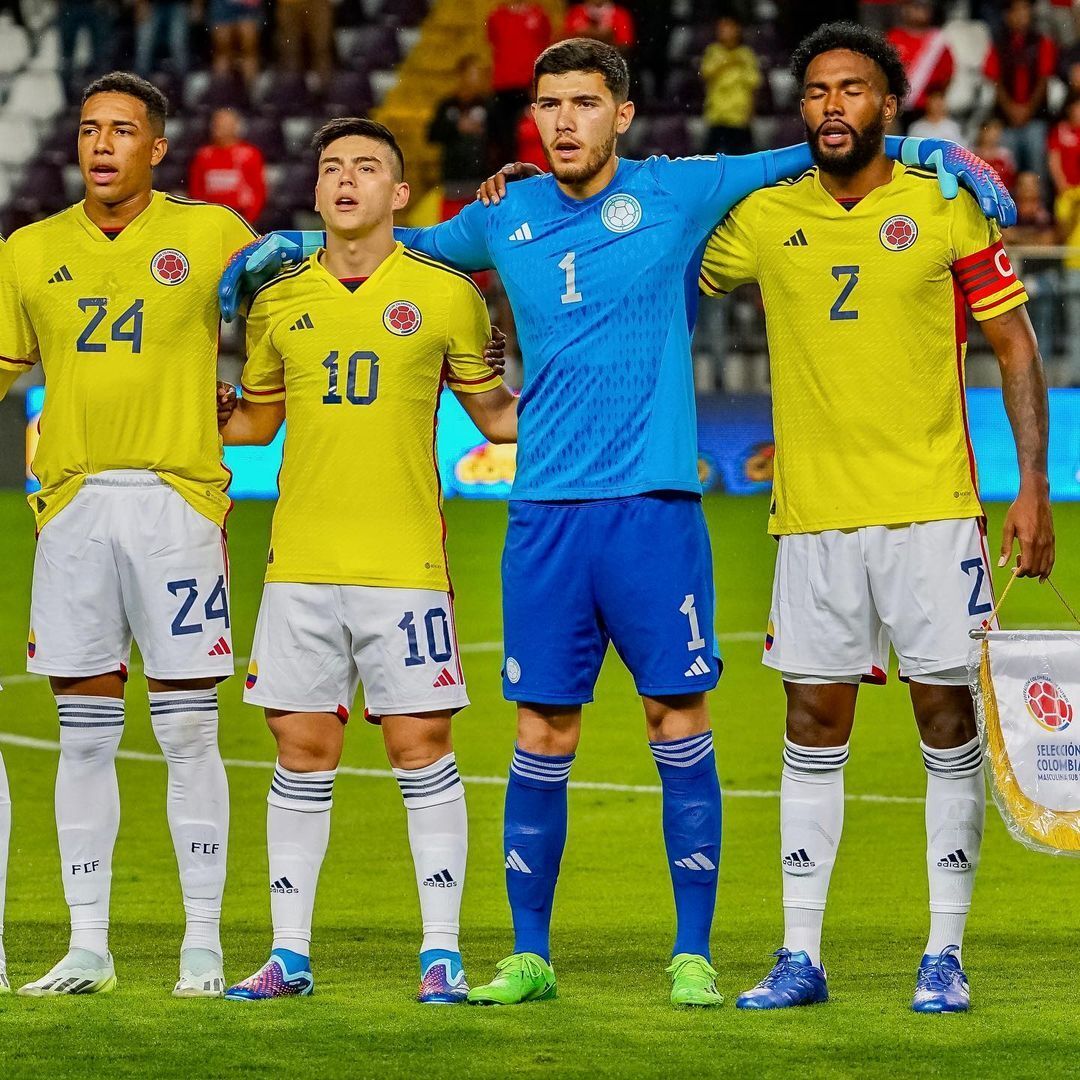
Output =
[
  {"x1": 736, "y1": 948, "x2": 829, "y2": 1010},
  {"x1": 417, "y1": 950, "x2": 469, "y2": 1004},
  {"x1": 223, "y1": 949, "x2": 313, "y2": 1001},
  {"x1": 912, "y1": 945, "x2": 970, "y2": 1013}
]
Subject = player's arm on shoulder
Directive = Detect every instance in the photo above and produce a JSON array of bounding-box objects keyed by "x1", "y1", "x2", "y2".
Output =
[
  {"x1": 952, "y1": 215, "x2": 1053, "y2": 579},
  {"x1": 446, "y1": 279, "x2": 516, "y2": 443},
  {"x1": 223, "y1": 297, "x2": 286, "y2": 445},
  {"x1": 700, "y1": 198, "x2": 759, "y2": 298},
  {"x1": 0, "y1": 236, "x2": 39, "y2": 400},
  {"x1": 395, "y1": 199, "x2": 493, "y2": 273}
]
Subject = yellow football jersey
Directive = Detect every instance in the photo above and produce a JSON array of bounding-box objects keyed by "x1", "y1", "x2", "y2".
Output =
[
  {"x1": 701, "y1": 163, "x2": 1028, "y2": 535},
  {"x1": 242, "y1": 243, "x2": 501, "y2": 590},
  {"x1": 0, "y1": 192, "x2": 256, "y2": 529}
]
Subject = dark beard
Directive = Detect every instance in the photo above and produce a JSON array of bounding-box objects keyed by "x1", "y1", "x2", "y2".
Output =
[
  {"x1": 545, "y1": 127, "x2": 618, "y2": 186},
  {"x1": 807, "y1": 112, "x2": 887, "y2": 177}
]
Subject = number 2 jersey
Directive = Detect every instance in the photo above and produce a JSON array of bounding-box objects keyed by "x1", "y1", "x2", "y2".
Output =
[
  {"x1": 700, "y1": 163, "x2": 1029, "y2": 535},
  {"x1": 241, "y1": 244, "x2": 501, "y2": 591},
  {"x1": 0, "y1": 191, "x2": 256, "y2": 530}
]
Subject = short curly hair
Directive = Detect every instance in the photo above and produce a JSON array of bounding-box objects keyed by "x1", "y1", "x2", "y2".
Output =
[{"x1": 790, "y1": 21, "x2": 910, "y2": 103}]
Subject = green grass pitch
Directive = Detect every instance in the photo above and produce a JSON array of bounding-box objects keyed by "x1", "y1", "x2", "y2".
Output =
[{"x1": 0, "y1": 490, "x2": 1078, "y2": 1078}]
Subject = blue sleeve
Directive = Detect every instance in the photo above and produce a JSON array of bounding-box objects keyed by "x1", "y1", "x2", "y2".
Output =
[
  {"x1": 393, "y1": 199, "x2": 493, "y2": 272},
  {"x1": 654, "y1": 145, "x2": 814, "y2": 230}
]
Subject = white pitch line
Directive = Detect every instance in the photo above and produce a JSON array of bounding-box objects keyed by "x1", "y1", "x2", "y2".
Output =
[{"x1": 0, "y1": 731, "x2": 923, "y2": 806}]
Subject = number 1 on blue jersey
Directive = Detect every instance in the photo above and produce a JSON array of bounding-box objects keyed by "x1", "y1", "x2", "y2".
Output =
[{"x1": 559, "y1": 251, "x2": 583, "y2": 305}]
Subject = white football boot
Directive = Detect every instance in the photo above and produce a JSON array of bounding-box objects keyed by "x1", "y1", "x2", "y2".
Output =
[
  {"x1": 173, "y1": 948, "x2": 225, "y2": 998},
  {"x1": 18, "y1": 949, "x2": 117, "y2": 996}
]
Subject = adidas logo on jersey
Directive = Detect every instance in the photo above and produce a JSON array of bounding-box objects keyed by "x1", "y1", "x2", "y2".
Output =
[
  {"x1": 782, "y1": 229, "x2": 809, "y2": 247},
  {"x1": 937, "y1": 848, "x2": 972, "y2": 870},
  {"x1": 508, "y1": 222, "x2": 533, "y2": 241},
  {"x1": 432, "y1": 667, "x2": 457, "y2": 688},
  {"x1": 207, "y1": 636, "x2": 231, "y2": 657},
  {"x1": 674, "y1": 852, "x2": 716, "y2": 871},
  {"x1": 422, "y1": 868, "x2": 458, "y2": 888},
  {"x1": 505, "y1": 849, "x2": 532, "y2": 874},
  {"x1": 782, "y1": 848, "x2": 816, "y2": 869},
  {"x1": 289, "y1": 313, "x2": 314, "y2": 331},
  {"x1": 270, "y1": 876, "x2": 299, "y2": 894},
  {"x1": 684, "y1": 657, "x2": 710, "y2": 678},
  {"x1": 48, "y1": 264, "x2": 73, "y2": 283}
]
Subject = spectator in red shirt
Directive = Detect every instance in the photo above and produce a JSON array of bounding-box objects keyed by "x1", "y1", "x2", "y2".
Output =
[
  {"x1": 1049, "y1": 92, "x2": 1080, "y2": 195},
  {"x1": 974, "y1": 118, "x2": 1019, "y2": 194},
  {"x1": 487, "y1": 1, "x2": 552, "y2": 166},
  {"x1": 187, "y1": 107, "x2": 267, "y2": 225},
  {"x1": 887, "y1": 0, "x2": 953, "y2": 116},
  {"x1": 563, "y1": 2, "x2": 634, "y2": 51},
  {"x1": 983, "y1": 0, "x2": 1057, "y2": 176}
]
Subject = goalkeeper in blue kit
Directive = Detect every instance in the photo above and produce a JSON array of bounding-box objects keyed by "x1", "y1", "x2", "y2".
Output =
[{"x1": 221, "y1": 38, "x2": 1015, "y2": 1007}]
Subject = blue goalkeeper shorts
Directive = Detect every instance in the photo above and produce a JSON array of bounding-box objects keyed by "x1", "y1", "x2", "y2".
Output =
[{"x1": 500, "y1": 493, "x2": 721, "y2": 705}]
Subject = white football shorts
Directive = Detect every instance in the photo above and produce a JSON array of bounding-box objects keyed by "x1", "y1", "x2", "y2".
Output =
[
  {"x1": 763, "y1": 517, "x2": 995, "y2": 686},
  {"x1": 243, "y1": 582, "x2": 470, "y2": 720},
  {"x1": 29, "y1": 471, "x2": 234, "y2": 681}
]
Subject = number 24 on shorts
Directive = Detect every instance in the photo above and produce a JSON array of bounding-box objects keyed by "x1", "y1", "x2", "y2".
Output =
[{"x1": 167, "y1": 575, "x2": 230, "y2": 636}]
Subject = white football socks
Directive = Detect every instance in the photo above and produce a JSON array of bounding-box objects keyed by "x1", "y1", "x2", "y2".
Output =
[
  {"x1": 393, "y1": 753, "x2": 467, "y2": 954},
  {"x1": 0, "y1": 750, "x2": 9, "y2": 964},
  {"x1": 266, "y1": 762, "x2": 336, "y2": 958},
  {"x1": 149, "y1": 690, "x2": 230, "y2": 958},
  {"x1": 55, "y1": 696, "x2": 125, "y2": 958},
  {"x1": 779, "y1": 738, "x2": 849, "y2": 967},
  {"x1": 922, "y1": 737, "x2": 984, "y2": 962}
]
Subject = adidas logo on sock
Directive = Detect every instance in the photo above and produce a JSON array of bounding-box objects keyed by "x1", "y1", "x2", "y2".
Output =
[
  {"x1": 505, "y1": 849, "x2": 532, "y2": 874},
  {"x1": 508, "y1": 222, "x2": 533, "y2": 241},
  {"x1": 48, "y1": 264, "x2": 73, "y2": 283},
  {"x1": 289, "y1": 313, "x2": 314, "y2": 331},
  {"x1": 674, "y1": 852, "x2": 716, "y2": 871},
  {"x1": 422, "y1": 868, "x2": 459, "y2": 888},
  {"x1": 207, "y1": 636, "x2": 231, "y2": 657},
  {"x1": 684, "y1": 657, "x2": 710, "y2": 678},
  {"x1": 782, "y1": 848, "x2": 816, "y2": 869},
  {"x1": 432, "y1": 667, "x2": 457, "y2": 688},
  {"x1": 270, "y1": 876, "x2": 299, "y2": 894},
  {"x1": 937, "y1": 848, "x2": 972, "y2": 870},
  {"x1": 782, "y1": 228, "x2": 809, "y2": 247}
]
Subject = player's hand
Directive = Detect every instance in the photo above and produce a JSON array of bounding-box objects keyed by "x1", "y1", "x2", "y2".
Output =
[
  {"x1": 476, "y1": 162, "x2": 544, "y2": 206},
  {"x1": 999, "y1": 481, "x2": 1055, "y2": 581},
  {"x1": 219, "y1": 231, "x2": 313, "y2": 323},
  {"x1": 900, "y1": 137, "x2": 1017, "y2": 228},
  {"x1": 484, "y1": 325, "x2": 507, "y2": 375},
  {"x1": 217, "y1": 381, "x2": 237, "y2": 429}
]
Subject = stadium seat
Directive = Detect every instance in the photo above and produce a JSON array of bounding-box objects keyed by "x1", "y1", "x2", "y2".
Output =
[
  {"x1": 643, "y1": 116, "x2": 693, "y2": 158},
  {"x1": 245, "y1": 115, "x2": 288, "y2": 160},
  {"x1": 283, "y1": 115, "x2": 321, "y2": 157},
  {"x1": 0, "y1": 115, "x2": 39, "y2": 167},
  {"x1": 325, "y1": 69, "x2": 375, "y2": 116},
  {"x1": 186, "y1": 71, "x2": 251, "y2": 114},
  {"x1": 12, "y1": 162, "x2": 69, "y2": 215},
  {"x1": 7, "y1": 71, "x2": 65, "y2": 121},
  {"x1": 0, "y1": 21, "x2": 31, "y2": 76},
  {"x1": 665, "y1": 68, "x2": 705, "y2": 112},
  {"x1": 373, "y1": 0, "x2": 430, "y2": 27},
  {"x1": 353, "y1": 25, "x2": 401, "y2": 68},
  {"x1": 255, "y1": 71, "x2": 315, "y2": 118}
]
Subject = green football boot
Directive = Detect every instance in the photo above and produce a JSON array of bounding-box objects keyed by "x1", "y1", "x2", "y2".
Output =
[
  {"x1": 667, "y1": 953, "x2": 724, "y2": 1008},
  {"x1": 467, "y1": 952, "x2": 557, "y2": 1005}
]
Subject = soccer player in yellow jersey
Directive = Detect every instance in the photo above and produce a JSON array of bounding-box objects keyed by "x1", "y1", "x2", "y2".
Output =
[
  {"x1": 0, "y1": 73, "x2": 257, "y2": 998},
  {"x1": 218, "y1": 119, "x2": 517, "y2": 1004},
  {"x1": 698, "y1": 25, "x2": 1054, "y2": 1013}
]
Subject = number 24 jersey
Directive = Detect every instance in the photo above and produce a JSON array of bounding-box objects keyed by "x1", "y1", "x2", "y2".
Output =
[{"x1": 0, "y1": 192, "x2": 256, "y2": 530}]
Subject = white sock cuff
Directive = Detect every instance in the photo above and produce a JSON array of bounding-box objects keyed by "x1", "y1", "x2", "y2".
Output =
[
  {"x1": 782, "y1": 738, "x2": 849, "y2": 775},
  {"x1": 148, "y1": 690, "x2": 219, "y2": 717},
  {"x1": 268, "y1": 763, "x2": 337, "y2": 812},
  {"x1": 56, "y1": 696, "x2": 125, "y2": 731},
  {"x1": 921, "y1": 737, "x2": 981, "y2": 779},
  {"x1": 393, "y1": 752, "x2": 465, "y2": 809}
]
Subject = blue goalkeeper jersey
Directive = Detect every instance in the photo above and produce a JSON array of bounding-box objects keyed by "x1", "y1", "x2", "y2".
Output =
[{"x1": 397, "y1": 149, "x2": 811, "y2": 501}]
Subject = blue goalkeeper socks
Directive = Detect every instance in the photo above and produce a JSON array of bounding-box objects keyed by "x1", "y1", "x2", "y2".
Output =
[
  {"x1": 651, "y1": 731, "x2": 721, "y2": 961},
  {"x1": 503, "y1": 745, "x2": 575, "y2": 963}
]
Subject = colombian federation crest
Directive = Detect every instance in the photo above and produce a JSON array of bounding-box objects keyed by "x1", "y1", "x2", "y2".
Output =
[
  {"x1": 383, "y1": 300, "x2": 422, "y2": 336},
  {"x1": 1025, "y1": 677, "x2": 1073, "y2": 732},
  {"x1": 150, "y1": 248, "x2": 190, "y2": 285},
  {"x1": 879, "y1": 215, "x2": 918, "y2": 252},
  {"x1": 601, "y1": 193, "x2": 642, "y2": 233}
]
